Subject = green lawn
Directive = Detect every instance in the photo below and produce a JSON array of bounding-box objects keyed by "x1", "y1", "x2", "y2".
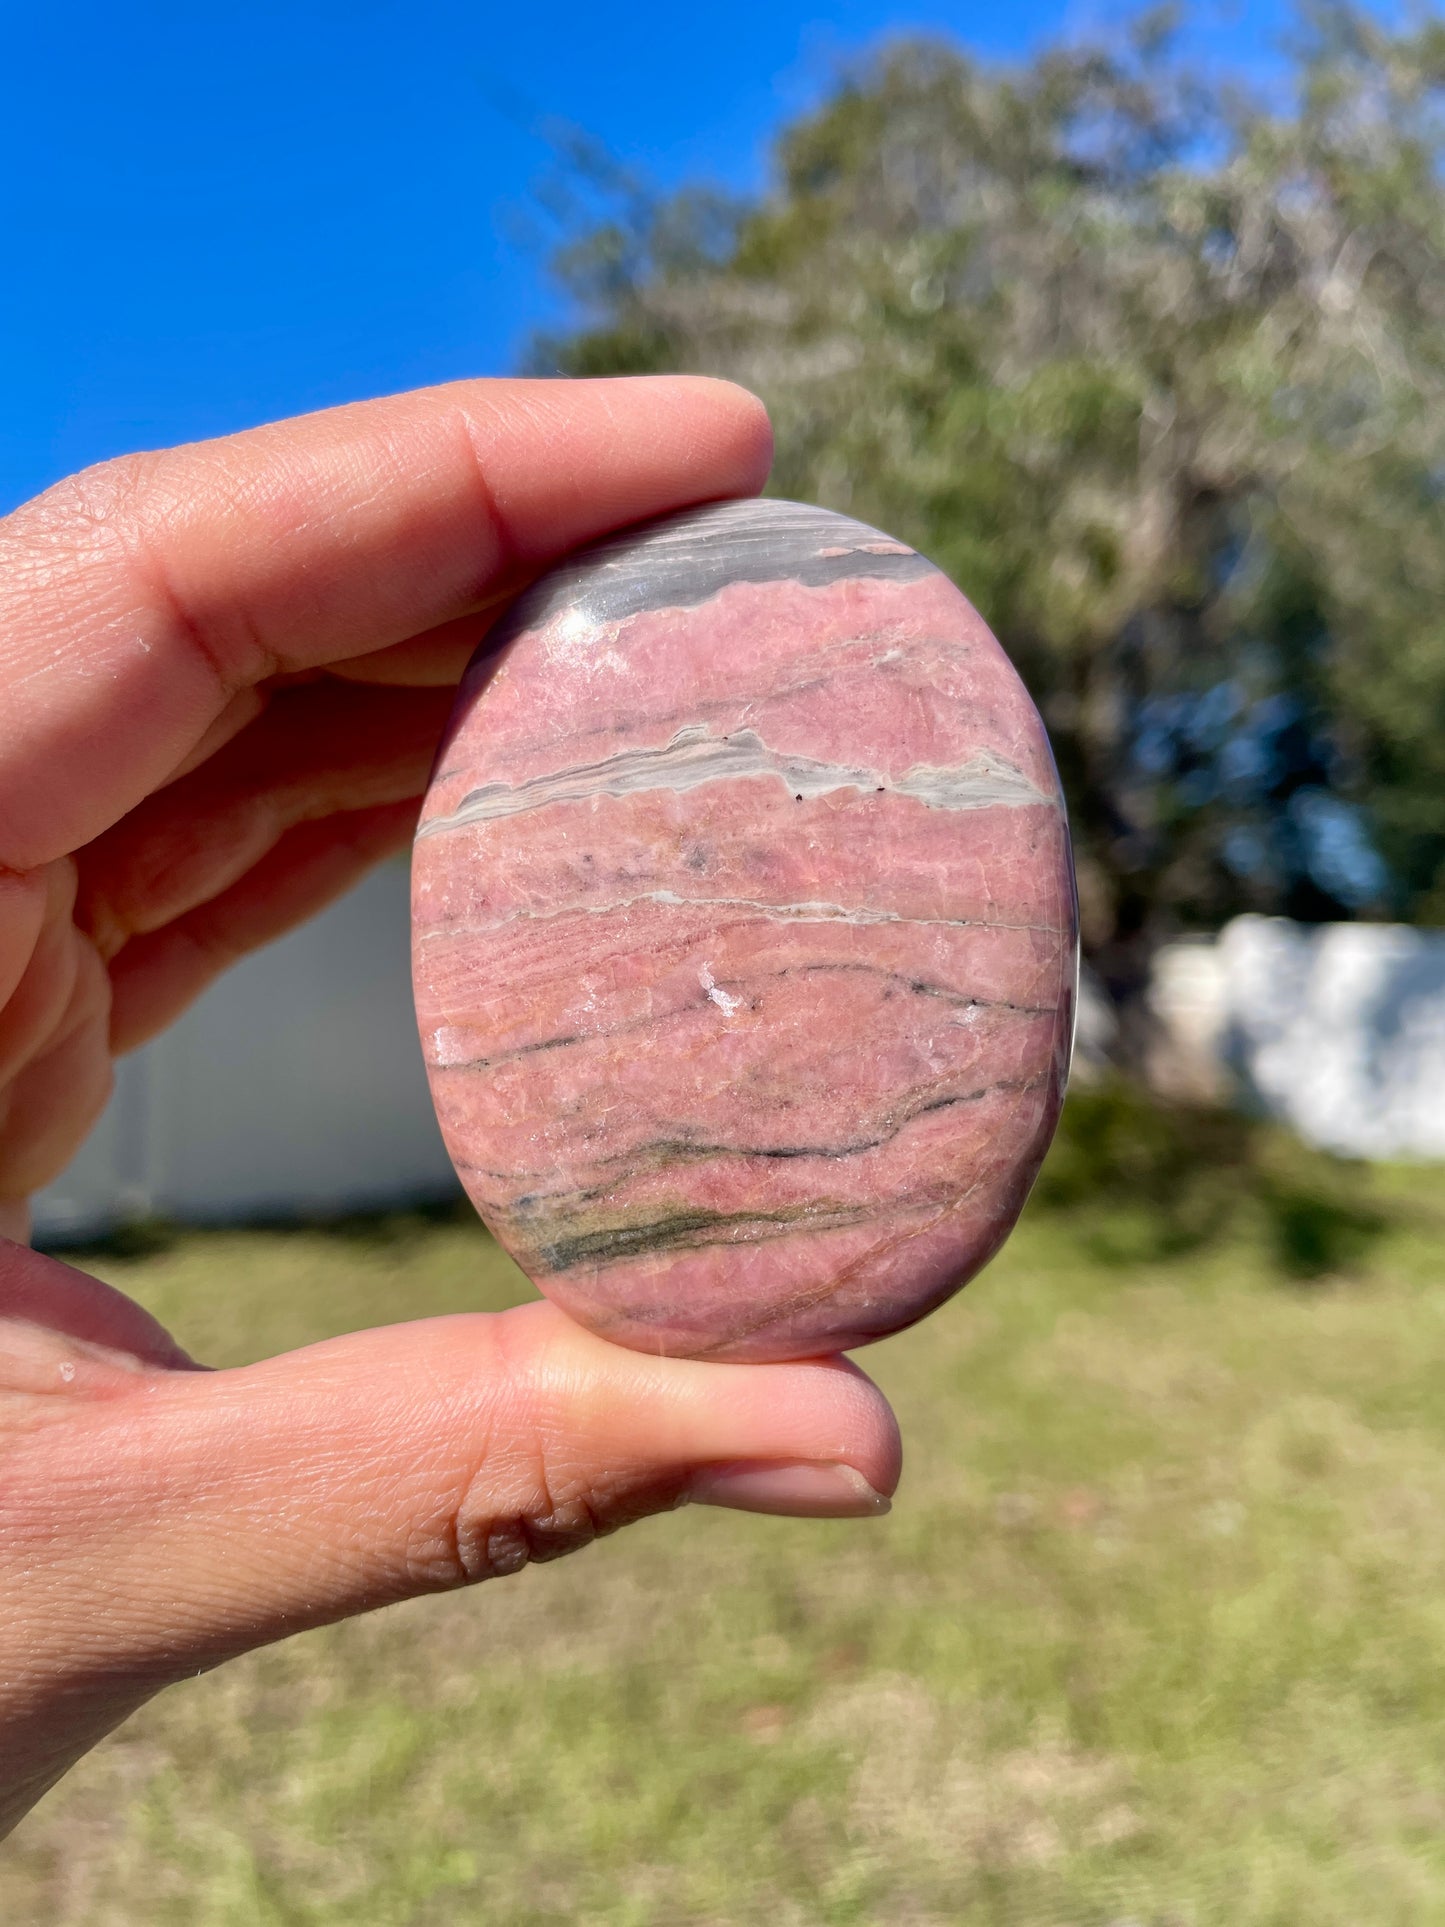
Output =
[{"x1": 5, "y1": 1091, "x2": 1445, "y2": 1925}]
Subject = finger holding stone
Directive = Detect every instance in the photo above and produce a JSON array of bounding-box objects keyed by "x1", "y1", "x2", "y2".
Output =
[
  {"x1": 0, "y1": 1288, "x2": 896, "y2": 1835},
  {"x1": 0, "y1": 376, "x2": 772, "y2": 873},
  {"x1": 6, "y1": 1297, "x2": 900, "y2": 1672}
]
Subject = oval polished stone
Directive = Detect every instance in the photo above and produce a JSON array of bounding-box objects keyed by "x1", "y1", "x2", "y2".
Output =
[{"x1": 413, "y1": 499, "x2": 1076, "y2": 1360}]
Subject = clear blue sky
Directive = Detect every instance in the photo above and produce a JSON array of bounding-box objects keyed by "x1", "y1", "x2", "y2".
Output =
[{"x1": 1, "y1": 0, "x2": 1398, "y2": 511}]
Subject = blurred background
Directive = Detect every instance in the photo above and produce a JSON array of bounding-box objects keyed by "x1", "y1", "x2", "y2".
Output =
[{"x1": 7, "y1": 2, "x2": 1445, "y2": 1922}]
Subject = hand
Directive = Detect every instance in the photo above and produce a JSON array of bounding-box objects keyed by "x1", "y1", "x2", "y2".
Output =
[{"x1": 0, "y1": 380, "x2": 901, "y2": 1837}]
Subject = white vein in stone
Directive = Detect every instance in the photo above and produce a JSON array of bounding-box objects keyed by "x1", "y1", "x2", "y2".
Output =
[
  {"x1": 417, "y1": 725, "x2": 1052, "y2": 838},
  {"x1": 417, "y1": 890, "x2": 1061, "y2": 940}
]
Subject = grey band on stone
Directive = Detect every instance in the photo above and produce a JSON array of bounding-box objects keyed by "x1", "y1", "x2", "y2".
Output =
[{"x1": 486, "y1": 498, "x2": 937, "y2": 643}]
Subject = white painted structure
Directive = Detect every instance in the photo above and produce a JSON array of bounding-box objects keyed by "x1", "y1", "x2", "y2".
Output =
[
  {"x1": 30, "y1": 893, "x2": 1445, "y2": 1245},
  {"x1": 1151, "y1": 917, "x2": 1445, "y2": 1162}
]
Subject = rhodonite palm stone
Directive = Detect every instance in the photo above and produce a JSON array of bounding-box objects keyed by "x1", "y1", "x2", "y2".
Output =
[{"x1": 413, "y1": 499, "x2": 1076, "y2": 1360}]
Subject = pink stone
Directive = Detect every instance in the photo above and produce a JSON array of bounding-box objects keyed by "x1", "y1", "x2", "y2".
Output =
[{"x1": 413, "y1": 500, "x2": 1076, "y2": 1360}]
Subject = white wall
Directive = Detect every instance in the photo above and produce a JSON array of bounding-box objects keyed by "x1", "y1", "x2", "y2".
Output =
[{"x1": 32, "y1": 860, "x2": 457, "y2": 1244}]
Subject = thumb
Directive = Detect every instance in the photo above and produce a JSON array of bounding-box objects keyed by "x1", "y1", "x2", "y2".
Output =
[{"x1": 5, "y1": 1284, "x2": 900, "y2": 1725}]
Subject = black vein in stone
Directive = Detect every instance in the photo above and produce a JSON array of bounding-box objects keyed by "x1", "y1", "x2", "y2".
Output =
[
  {"x1": 448, "y1": 1072, "x2": 1048, "y2": 1275},
  {"x1": 432, "y1": 967, "x2": 1055, "y2": 1076}
]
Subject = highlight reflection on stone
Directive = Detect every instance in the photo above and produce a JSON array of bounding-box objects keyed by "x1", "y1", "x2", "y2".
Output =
[{"x1": 413, "y1": 500, "x2": 1076, "y2": 1360}]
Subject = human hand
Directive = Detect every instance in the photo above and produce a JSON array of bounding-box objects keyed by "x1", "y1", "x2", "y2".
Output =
[{"x1": 0, "y1": 380, "x2": 901, "y2": 1837}]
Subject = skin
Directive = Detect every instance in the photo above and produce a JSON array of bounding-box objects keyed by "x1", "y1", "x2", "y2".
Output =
[{"x1": 0, "y1": 378, "x2": 901, "y2": 1840}]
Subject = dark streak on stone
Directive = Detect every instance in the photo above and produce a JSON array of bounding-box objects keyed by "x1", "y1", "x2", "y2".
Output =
[
  {"x1": 436, "y1": 1031, "x2": 584, "y2": 1074},
  {"x1": 479, "y1": 1074, "x2": 1048, "y2": 1270},
  {"x1": 532, "y1": 1203, "x2": 842, "y2": 1274},
  {"x1": 788, "y1": 960, "x2": 1053, "y2": 1015}
]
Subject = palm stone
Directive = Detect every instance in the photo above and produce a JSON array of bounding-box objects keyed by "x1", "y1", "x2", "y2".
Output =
[{"x1": 413, "y1": 499, "x2": 1076, "y2": 1360}]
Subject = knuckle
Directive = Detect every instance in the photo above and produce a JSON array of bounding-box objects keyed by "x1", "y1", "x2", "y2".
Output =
[
  {"x1": 442, "y1": 1467, "x2": 669, "y2": 1588},
  {"x1": 409, "y1": 1447, "x2": 617, "y2": 1593},
  {"x1": 459, "y1": 1494, "x2": 605, "y2": 1584},
  {"x1": 449, "y1": 1438, "x2": 604, "y2": 1586},
  {"x1": 395, "y1": 1315, "x2": 677, "y2": 1595}
]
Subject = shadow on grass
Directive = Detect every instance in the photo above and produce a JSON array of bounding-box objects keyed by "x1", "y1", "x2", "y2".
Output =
[
  {"x1": 50, "y1": 1191, "x2": 478, "y2": 1267},
  {"x1": 1032, "y1": 1081, "x2": 1393, "y2": 1281},
  {"x1": 54, "y1": 1216, "x2": 183, "y2": 1264}
]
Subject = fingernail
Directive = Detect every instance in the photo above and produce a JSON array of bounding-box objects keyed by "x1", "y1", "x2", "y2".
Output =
[{"x1": 687, "y1": 1460, "x2": 892, "y2": 1519}]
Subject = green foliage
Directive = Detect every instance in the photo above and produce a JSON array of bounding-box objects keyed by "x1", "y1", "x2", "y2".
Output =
[
  {"x1": 538, "y1": 3, "x2": 1445, "y2": 992},
  {"x1": 1038, "y1": 1080, "x2": 1394, "y2": 1276},
  {"x1": 10, "y1": 1139, "x2": 1445, "y2": 1923}
]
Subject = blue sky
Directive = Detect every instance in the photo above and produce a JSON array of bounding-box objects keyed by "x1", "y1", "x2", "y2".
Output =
[{"x1": 1, "y1": 0, "x2": 1399, "y2": 511}]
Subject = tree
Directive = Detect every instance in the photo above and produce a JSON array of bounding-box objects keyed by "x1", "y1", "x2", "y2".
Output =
[{"x1": 536, "y1": 4, "x2": 1445, "y2": 1015}]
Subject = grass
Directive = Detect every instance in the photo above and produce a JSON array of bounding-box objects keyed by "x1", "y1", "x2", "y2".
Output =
[{"x1": 5, "y1": 1088, "x2": 1445, "y2": 1924}]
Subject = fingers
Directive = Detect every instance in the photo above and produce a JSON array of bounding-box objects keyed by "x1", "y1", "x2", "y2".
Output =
[
  {"x1": 0, "y1": 864, "x2": 78, "y2": 1083},
  {"x1": 0, "y1": 376, "x2": 772, "y2": 871},
  {"x1": 0, "y1": 974, "x2": 111, "y2": 1203},
  {"x1": 0, "y1": 864, "x2": 112, "y2": 1202},
  {"x1": 106, "y1": 800, "x2": 420, "y2": 1051},
  {"x1": 0, "y1": 1236, "x2": 194, "y2": 1371},
  {"x1": 6, "y1": 1293, "x2": 900, "y2": 1696},
  {"x1": 2, "y1": 738, "x2": 424, "y2": 1186},
  {"x1": 75, "y1": 682, "x2": 451, "y2": 957}
]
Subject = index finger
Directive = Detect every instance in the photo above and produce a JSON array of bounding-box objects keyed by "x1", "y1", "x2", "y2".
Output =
[{"x1": 0, "y1": 377, "x2": 772, "y2": 870}]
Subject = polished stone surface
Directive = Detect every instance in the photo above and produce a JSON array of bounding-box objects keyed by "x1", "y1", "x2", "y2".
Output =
[{"x1": 413, "y1": 500, "x2": 1076, "y2": 1360}]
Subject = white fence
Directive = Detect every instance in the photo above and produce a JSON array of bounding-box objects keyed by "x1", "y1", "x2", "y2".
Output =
[{"x1": 31, "y1": 895, "x2": 1445, "y2": 1244}]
